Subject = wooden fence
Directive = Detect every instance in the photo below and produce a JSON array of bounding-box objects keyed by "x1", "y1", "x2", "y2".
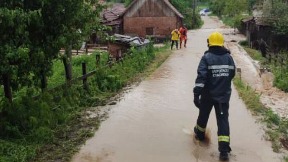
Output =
[{"x1": 38, "y1": 54, "x2": 105, "y2": 97}]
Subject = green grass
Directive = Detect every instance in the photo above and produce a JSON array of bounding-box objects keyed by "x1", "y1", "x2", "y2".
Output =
[
  {"x1": 0, "y1": 43, "x2": 172, "y2": 162},
  {"x1": 271, "y1": 65, "x2": 288, "y2": 92},
  {"x1": 221, "y1": 16, "x2": 235, "y2": 27},
  {"x1": 0, "y1": 140, "x2": 37, "y2": 162},
  {"x1": 242, "y1": 46, "x2": 266, "y2": 62},
  {"x1": 198, "y1": 5, "x2": 209, "y2": 11},
  {"x1": 233, "y1": 76, "x2": 264, "y2": 113},
  {"x1": 233, "y1": 76, "x2": 288, "y2": 155},
  {"x1": 240, "y1": 45, "x2": 288, "y2": 92},
  {"x1": 47, "y1": 51, "x2": 109, "y2": 88},
  {"x1": 284, "y1": 156, "x2": 288, "y2": 162}
]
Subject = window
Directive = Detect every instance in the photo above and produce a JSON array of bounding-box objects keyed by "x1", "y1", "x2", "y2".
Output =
[{"x1": 146, "y1": 27, "x2": 154, "y2": 35}]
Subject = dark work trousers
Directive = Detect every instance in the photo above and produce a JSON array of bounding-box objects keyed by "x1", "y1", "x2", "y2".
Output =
[
  {"x1": 195, "y1": 98, "x2": 231, "y2": 153},
  {"x1": 171, "y1": 40, "x2": 178, "y2": 49},
  {"x1": 180, "y1": 39, "x2": 187, "y2": 48}
]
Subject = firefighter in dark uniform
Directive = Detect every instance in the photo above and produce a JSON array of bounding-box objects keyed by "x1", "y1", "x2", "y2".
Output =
[{"x1": 193, "y1": 32, "x2": 236, "y2": 161}]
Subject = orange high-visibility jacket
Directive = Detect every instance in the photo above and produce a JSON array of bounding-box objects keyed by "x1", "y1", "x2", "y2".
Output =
[{"x1": 179, "y1": 27, "x2": 187, "y2": 40}]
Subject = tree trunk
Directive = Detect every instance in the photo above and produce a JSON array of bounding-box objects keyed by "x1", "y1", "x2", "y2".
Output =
[
  {"x1": 2, "y1": 73, "x2": 12, "y2": 103},
  {"x1": 63, "y1": 44, "x2": 73, "y2": 81},
  {"x1": 192, "y1": 0, "x2": 197, "y2": 28},
  {"x1": 40, "y1": 69, "x2": 47, "y2": 91}
]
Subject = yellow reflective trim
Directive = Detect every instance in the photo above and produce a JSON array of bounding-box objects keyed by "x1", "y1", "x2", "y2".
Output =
[
  {"x1": 196, "y1": 125, "x2": 206, "y2": 132},
  {"x1": 218, "y1": 136, "x2": 230, "y2": 142}
]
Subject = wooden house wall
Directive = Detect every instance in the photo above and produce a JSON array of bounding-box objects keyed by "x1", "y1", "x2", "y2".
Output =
[
  {"x1": 108, "y1": 42, "x2": 129, "y2": 58},
  {"x1": 123, "y1": 0, "x2": 181, "y2": 37},
  {"x1": 242, "y1": 19, "x2": 288, "y2": 51},
  {"x1": 124, "y1": 0, "x2": 177, "y2": 17}
]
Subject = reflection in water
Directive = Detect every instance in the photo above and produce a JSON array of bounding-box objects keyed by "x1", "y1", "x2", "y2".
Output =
[{"x1": 191, "y1": 128, "x2": 213, "y2": 162}]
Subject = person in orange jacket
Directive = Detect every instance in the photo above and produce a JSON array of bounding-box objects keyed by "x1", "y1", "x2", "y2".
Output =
[
  {"x1": 179, "y1": 24, "x2": 188, "y2": 48},
  {"x1": 171, "y1": 28, "x2": 180, "y2": 50}
]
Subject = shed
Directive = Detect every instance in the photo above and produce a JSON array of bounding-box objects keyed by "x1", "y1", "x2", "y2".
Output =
[
  {"x1": 101, "y1": 3, "x2": 126, "y2": 35},
  {"x1": 241, "y1": 16, "x2": 272, "y2": 49},
  {"x1": 239, "y1": 16, "x2": 253, "y2": 36},
  {"x1": 121, "y1": 0, "x2": 184, "y2": 39},
  {"x1": 108, "y1": 34, "x2": 150, "y2": 60}
]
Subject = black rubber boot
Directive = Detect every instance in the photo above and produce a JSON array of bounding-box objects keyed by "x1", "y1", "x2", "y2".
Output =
[
  {"x1": 219, "y1": 142, "x2": 231, "y2": 161},
  {"x1": 194, "y1": 127, "x2": 205, "y2": 141},
  {"x1": 219, "y1": 152, "x2": 229, "y2": 161}
]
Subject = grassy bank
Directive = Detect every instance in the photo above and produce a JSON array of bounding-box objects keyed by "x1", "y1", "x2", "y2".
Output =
[
  {"x1": 233, "y1": 76, "x2": 288, "y2": 160},
  {"x1": 213, "y1": 14, "x2": 288, "y2": 161},
  {"x1": 0, "y1": 43, "x2": 172, "y2": 162},
  {"x1": 236, "y1": 39, "x2": 288, "y2": 161},
  {"x1": 239, "y1": 41, "x2": 288, "y2": 92}
]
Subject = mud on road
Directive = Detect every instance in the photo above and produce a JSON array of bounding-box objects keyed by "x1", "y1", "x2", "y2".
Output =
[{"x1": 71, "y1": 16, "x2": 286, "y2": 162}]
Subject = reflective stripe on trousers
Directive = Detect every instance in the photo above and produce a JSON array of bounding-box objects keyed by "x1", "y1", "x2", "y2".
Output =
[
  {"x1": 218, "y1": 135, "x2": 230, "y2": 142},
  {"x1": 196, "y1": 124, "x2": 206, "y2": 132}
]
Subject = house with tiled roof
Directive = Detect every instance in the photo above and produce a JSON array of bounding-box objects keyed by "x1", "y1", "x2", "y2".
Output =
[
  {"x1": 121, "y1": 0, "x2": 184, "y2": 39},
  {"x1": 101, "y1": 3, "x2": 126, "y2": 34}
]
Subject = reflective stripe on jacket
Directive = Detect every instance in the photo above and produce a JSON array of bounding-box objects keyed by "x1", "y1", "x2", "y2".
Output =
[{"x1": 193, "y1": 46, "x2": 236, "y2": 103}]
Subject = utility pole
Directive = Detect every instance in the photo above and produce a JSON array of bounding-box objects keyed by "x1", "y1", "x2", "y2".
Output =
[
  {"x1": 192, "y1": 0, "x2": 197, "y2": 28},
  {"x1": 192, "y1": 0, "x2": 196, "y2": 18}
]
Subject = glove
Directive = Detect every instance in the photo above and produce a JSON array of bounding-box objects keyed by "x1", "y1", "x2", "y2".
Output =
[{"x1": 194, "y1": 94, "x2": 201, "y2": 108}]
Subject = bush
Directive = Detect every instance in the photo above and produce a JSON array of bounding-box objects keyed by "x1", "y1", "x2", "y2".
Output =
[
  {"x1": 272, "y1": 66, "x2": 288, "y2": 92},
  {"x1": 0, "y1": 43, "x2": 161, "y2": 161},
  {"x1": 0, "y1": 140, "x2": 37, "y2": 162},
  {"x1": 234, "y1": 76, "x2": 288, "y2": 153},
  {"x1": 239, "y1": 40, "x2": 248, "y2": 46}
]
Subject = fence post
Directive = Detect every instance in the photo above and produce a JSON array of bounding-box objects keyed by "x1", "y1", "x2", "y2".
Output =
[
  {"x1": 2, "y1": 73, "x2": 12, "y2": 103},
  {"x1": 82, "y1": 62, "x2": 88, "y2": 90},
  {"x1": 237, "y1": 68, "x2": 242, "y2": 80},
  {"x1": 40, "y1": 69, "x2": 47, "y2": 92},
  {"x1": 96, "y1": 53, "x2": 100, "y2": 66},
  {"x1": 85, "y1": 45, "x2": 88, "y2": 54}
]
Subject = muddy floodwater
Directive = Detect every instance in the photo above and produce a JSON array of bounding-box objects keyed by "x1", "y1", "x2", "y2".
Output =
[{"x1": 71, "y1": 16, "x2": 283, "y2": 162}]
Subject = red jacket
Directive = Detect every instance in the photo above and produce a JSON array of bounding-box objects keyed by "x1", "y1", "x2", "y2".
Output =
[{"x1": 179, "y1": 27, "x2": 187, "y2": 40}]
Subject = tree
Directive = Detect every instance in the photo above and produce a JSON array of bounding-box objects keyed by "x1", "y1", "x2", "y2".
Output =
[
  {"x1": 43, "y1": 0, "x2": 105, "y2": 83},
  {"x1": 224, "y1": 0, "x2": 248, "y2": 17},
  {"x1": 170, "y1": 0, "x2": 202, "y2": 29},
  {"x1": 210, "y1": 0, "x2": 248, "y2": 17},
  {"x1": 24, "y1": 0, "x2": 62, "y2": 90},
  {"x1": 248, "y1": 0, "x2": 257, "y2": 14},
  {"x1": 0, "y1": 3, "x2": 38, "y2": 102},
  {"x1": 0, "y1": 0, "x2": 105, "y2": 102},
  {"x1": 262, "y1": 0, "x2": 288, "y2": 35},
  {"x1": 209, "y1": 0, "x2": 226, "y2": 17}
]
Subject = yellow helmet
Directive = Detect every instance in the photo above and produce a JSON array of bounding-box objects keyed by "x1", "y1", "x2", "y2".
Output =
[{"x1": 208, "y1": 32, "x2": 224, "y2": 46}]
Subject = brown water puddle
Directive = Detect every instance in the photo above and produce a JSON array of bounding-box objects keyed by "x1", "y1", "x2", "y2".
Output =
[{"x1": 71, "y1": 16, "x2": 283, "y2": 162}]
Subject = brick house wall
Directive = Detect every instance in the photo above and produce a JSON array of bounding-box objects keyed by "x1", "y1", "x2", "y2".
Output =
[
  {"x1": 122, "y1": 0, "x2": 183, "y2": 38},
  {"x1": 124, "y1": 17, "x2": 178, "y2": 37}
]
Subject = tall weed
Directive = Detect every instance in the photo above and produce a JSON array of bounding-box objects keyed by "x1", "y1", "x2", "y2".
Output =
[
  {"x1": 0, "y1": 42, "x2": 163, "y2": 161},
  {"x1": 234, "y1": 76, "x2": 288, "y2": 153}
]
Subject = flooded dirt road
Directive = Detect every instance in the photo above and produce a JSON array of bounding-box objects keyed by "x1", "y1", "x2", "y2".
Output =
[{"x1": 71, "y1": 16, "x2": 282, "y2": 162}]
